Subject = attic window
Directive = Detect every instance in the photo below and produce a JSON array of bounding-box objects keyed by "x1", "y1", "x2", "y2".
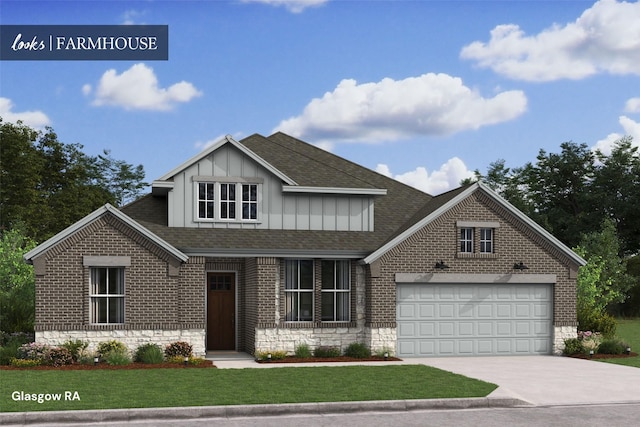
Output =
[{"x1": 194, "y1": 180, "x2": 261, "y2": 222}]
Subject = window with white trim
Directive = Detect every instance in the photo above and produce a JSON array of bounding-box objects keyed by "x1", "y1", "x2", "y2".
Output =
[
  {"x1": 197, "y1": 183, "x2": 215, "y2": 219},
  {"x1": 480, "y1": 228, "x2": 494, "y2": 253},
  {"x1": 284, "y1": 260, "x2": 313, "y2": 321},
  {"x1": 460, "y1": 227, "x2": 473, "y2": 253},
  {"x1": 90, "y1": 267, "x2": 124, "y2": 324},
  {"x1": 321, "y1": 260, "x2": 350, "y2": 321},
  {"x1": 195, "y1": 181, "x2": 260, "y2": 222},
  {"x1": 242, "y1": 184, "x2": 258, "y2": 220}
]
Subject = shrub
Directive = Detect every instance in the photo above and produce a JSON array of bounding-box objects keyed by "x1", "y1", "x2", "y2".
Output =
[
  {"x1": 77, "y1": 348, "x2": 97, "y2": 365},
  {"x1": 563, "y1": 338, "x2": 585, "y2": 356},
  {"x1": 61, "y1": 340, "x2": 88, "y2": 362},
  {"x1": 44, "y1": 347, "x2": 73, "y2": 367},
  {"x1": 344, "y1": 342, "x2": 371, "y2": 358},
  {"x1": 0, "y1": 340, "x2": 26, "y2": 365},
  {"x1": 0, "y1": 331, "x2": 34, "y2": 347},
  {"x1": 578, "y1": 310, "x2": 617, "y2": 338},
  {"x1": 597, "y1": 339, "x2": 628, "y2": 355},
  {"x1": 165, "y1": 341, "x2": 193, "y2": 358},
  {"x1": 166, "y1": 355, "x2": 207, "y2": 365},
  {"x1": 313, "y1": 346, "x2": 341, "y2": 358},
  {"x1": 97, "y1": 340, "x2": 128, "y2": 357},
  {"x1": 103, "y1": 349, "x2": 132, "y2": 366},
  {"x1": 254, "y1": 350, "x2": 287, "y2": 361},
  {"x1": 9, "y1": 357, "x2": 41, "y2": 367},
  {"x1": 294, "y1": 343, "x2": 312, "y2": 358},
  {"x1": 134, "y1": 343, "x2": 164, "y2": 364},
  {"x1": 17, "y1": 342, "x2": 51, "y2": 361}
]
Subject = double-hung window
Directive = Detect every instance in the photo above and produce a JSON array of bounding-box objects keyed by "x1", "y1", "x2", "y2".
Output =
[
  {"x1": 284, "y1": 260, "x2": 313, "y2": 321},
  {"x1": 480, "y1": 228, "x2": 494, "y2": 253},
  {"x1": 220, "y1": 183, "x2": 237, "y2": 219},
  {"x1": 90, "y1": 267, "x2": 125, "y2": 324},
  {"x1": 197, "y1": 183, "x2": 215, "y2": 219},
  {"x1": 460, "y1": 227, "x2": 474, "y2": 253},
  {"x1": 321, "y1": 260, "x2": 350, "y2": 321},
  {"x1": 242, "y1": 184, "x2": 258, "y2": 220}
]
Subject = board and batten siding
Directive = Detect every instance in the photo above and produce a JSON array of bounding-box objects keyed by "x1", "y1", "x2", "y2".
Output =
[{"x1": 167, "y1": 144, "x2": 374, "y2": 231}]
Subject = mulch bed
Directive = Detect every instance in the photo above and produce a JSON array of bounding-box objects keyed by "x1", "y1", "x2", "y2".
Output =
[
  {"x1": 256, "y1": 356, "x2": 402, "y2": 363},
  {"x1": 568, "y1": 352, "x2": 638, "y2": 360},
  {"x1": 0, "y1": 360, "x2": 216, "y2": 370}
]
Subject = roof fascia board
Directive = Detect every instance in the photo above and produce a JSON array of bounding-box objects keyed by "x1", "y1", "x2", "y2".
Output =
[
  {"x1": 363, "y1": 185, "x2": 478, "y2": 265},
  {"x1": 24, "y1": 204, "x2": 188, "y2": 263},
  {"x1": 282, "y1": 186, "x2": 387, "y2": 196},
  {"x1": 183, "y1": 248, "x2": 369, "y2": 259},
  {"x1": 155, "y1": 135, "x2": 297, "y2": 185},
  {"x1": 476, "y1": 181, "x2": 587, "y2": 266}
]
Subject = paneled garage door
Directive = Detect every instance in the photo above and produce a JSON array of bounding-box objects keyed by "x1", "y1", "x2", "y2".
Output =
[{"x1": 396, "y1": 284, "x2": 553, "y2": 357}]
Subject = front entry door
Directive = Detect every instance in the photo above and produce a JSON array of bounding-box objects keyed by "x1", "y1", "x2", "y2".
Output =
[{"x1": 207, "y1": 272, "x2": 235, "y2": 350}]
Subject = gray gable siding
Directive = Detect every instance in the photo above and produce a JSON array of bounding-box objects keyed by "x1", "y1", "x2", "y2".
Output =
[{"x1": 167, "y1": 143, "x2": 374, "y2": 231}]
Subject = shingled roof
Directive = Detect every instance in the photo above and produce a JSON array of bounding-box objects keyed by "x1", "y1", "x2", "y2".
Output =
[{"x1": 122, "y1": 132, "x2": 432, "y2": 255}]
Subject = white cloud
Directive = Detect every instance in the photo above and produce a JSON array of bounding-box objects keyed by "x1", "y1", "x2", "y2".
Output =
[
  {"x1": 461, "y1": 0, "x2": 640, "y2": 81},
  {"x1": 594, "y1": 115, "x2": 640, "y2": 155},
  {"x1": 85, "y1": 63, "x2": 202, "y2": 111},
  {"x1": 0, "y1": 97, "x2": 51, "y2": 129},
  {"x1": 376, "y1": 157, "x2": 474, "y2": 195},
  {"x1": 240, "y1": 0, "x2": 328, "y2": 13},
  {"x1": 122, "y1": 9, "x2": 147, "y2": 25},
  {"x1": 624, "y1": 97, "x2": 640, "y2": 113},
  {"x1": 274, "y1": 73, "x2": 526, "y2": 143}
]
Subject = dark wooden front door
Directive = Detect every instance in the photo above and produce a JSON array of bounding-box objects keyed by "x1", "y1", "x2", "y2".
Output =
[{"x1": 207, "y1": 272, "x2": 235, "y2": 350}]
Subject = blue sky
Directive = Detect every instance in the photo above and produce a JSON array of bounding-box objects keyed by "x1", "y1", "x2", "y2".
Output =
[{"x1": 2, "y1": 0, "x2": 639, "y2": 195}]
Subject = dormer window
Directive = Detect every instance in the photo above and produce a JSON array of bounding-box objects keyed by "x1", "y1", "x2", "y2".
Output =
[{"x1": 195, "y1": 179, "x2": 261, "y2": 222}]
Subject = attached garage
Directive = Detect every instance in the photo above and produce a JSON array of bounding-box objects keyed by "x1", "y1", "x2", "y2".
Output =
[{"x1": 396, "y1": 282, "x2": 553, "y2": 357}]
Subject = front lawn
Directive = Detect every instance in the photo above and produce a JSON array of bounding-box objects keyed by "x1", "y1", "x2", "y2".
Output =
[
  {"x1": 0, "y1": 364, "x2": 497, "y2": 412},
  {"x1": 599, "y1": 318, "x2": 640, "y2": 368}
]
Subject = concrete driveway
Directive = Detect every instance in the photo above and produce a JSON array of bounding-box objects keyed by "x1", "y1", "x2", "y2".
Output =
[{"x1": 416, "y1": 355, "x2": 640, "y2": 406}]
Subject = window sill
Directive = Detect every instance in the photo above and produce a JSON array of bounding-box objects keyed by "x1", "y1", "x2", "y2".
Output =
[{"x1": 456, "y1": 252, "x2": 498, "y2": 259}]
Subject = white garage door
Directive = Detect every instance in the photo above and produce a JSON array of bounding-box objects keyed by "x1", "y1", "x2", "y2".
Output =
[{"x1": 396, "y1": 284, "x2": 553, "y2": 357}]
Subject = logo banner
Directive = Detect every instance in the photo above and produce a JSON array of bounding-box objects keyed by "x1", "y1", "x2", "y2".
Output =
[{"x1": 0, "y1": 25, "x2": 168, "y2": 60}]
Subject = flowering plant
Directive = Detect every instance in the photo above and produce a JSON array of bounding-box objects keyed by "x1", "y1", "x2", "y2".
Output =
[
  {"x1": 17, "y1": 342, "x2": 51, "y2": 361},
  {"x1": 577, "y1": 330, "x2": 601, "y2": 351}
]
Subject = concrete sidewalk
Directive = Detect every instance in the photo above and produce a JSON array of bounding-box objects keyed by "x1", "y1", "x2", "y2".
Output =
[{"x1": 3, "y1": 355, "x2": 639, "y2": 425}]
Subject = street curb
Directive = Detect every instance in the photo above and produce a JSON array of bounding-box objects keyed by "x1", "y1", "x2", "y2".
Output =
[{"x1": 1, "y1": 397, "x2": 530, "y2": 425}]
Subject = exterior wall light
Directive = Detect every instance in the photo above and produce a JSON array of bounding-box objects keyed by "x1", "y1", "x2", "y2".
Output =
[
  {"x1": 513, "y1": 262, "x2": 529, "y2": 270},
  {"x1": 435, "y1": 260, "x2": 450, "y2": 270}
]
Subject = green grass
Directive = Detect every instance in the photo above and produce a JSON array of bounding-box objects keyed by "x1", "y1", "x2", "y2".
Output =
[
  {"x1": 0, "y1": 365, "x2": 496, "y2": 412},
  {"x1": 599, "y1": 318, "x2": 640, "y2": 368}
]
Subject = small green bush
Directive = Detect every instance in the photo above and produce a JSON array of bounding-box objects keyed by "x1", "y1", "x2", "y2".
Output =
[
  {"x1": 597, "y1": 339, "x2": 628, "y2": 355},
  {"x1": 17, "y1": 342, "x2": 51, "y2": 361},
  {"x1": 0, "y1": 340, "x2": 25, "y2": 365},
  {"x1": 313, "y1": 346, "x2": 341, "y2": 358},
  {"x1": 294, "y1": 343, "x2": 312, "y2": 358},
  {"x1": 44, "y1": 347, "x2": 74, "y2": 366},
  {"x1": 563, "y1": 338, "x2": 585, "y2": 356},
  {"x1": 165, "y1": 341, "x2": 193, "y2": 358},
  {"x1": 103, "y1": 349, "x2": 132, "y2": 366},
  {"x1": 254, "y1": 350, "x2": 287, "y2": 361},
  {"x1": 166, "y1": 355, "x2": 207, "y2": 365},
  {"x1": 578, "y1": 311, "x2": 617, "y2": 338},
  {"x1": 344, "y1": 342, "x2": 371, "y2": 358},
  {"x1": 97, "y1": 340, "x2": 128, "y2": 357},
  {"x1": 134, "y1": 343, "x2": 164, "y2": 364},
  {"x1": 9, "y1": 357, "x2": 41, "y2": 368},
  {"x1": 61, "y1": 339, "x2": 88, "y2": 362}
]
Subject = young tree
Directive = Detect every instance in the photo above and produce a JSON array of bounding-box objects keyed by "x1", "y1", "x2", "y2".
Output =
[{"x1": 0, "y1": 226, "x2": 36, "y2": 332}]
